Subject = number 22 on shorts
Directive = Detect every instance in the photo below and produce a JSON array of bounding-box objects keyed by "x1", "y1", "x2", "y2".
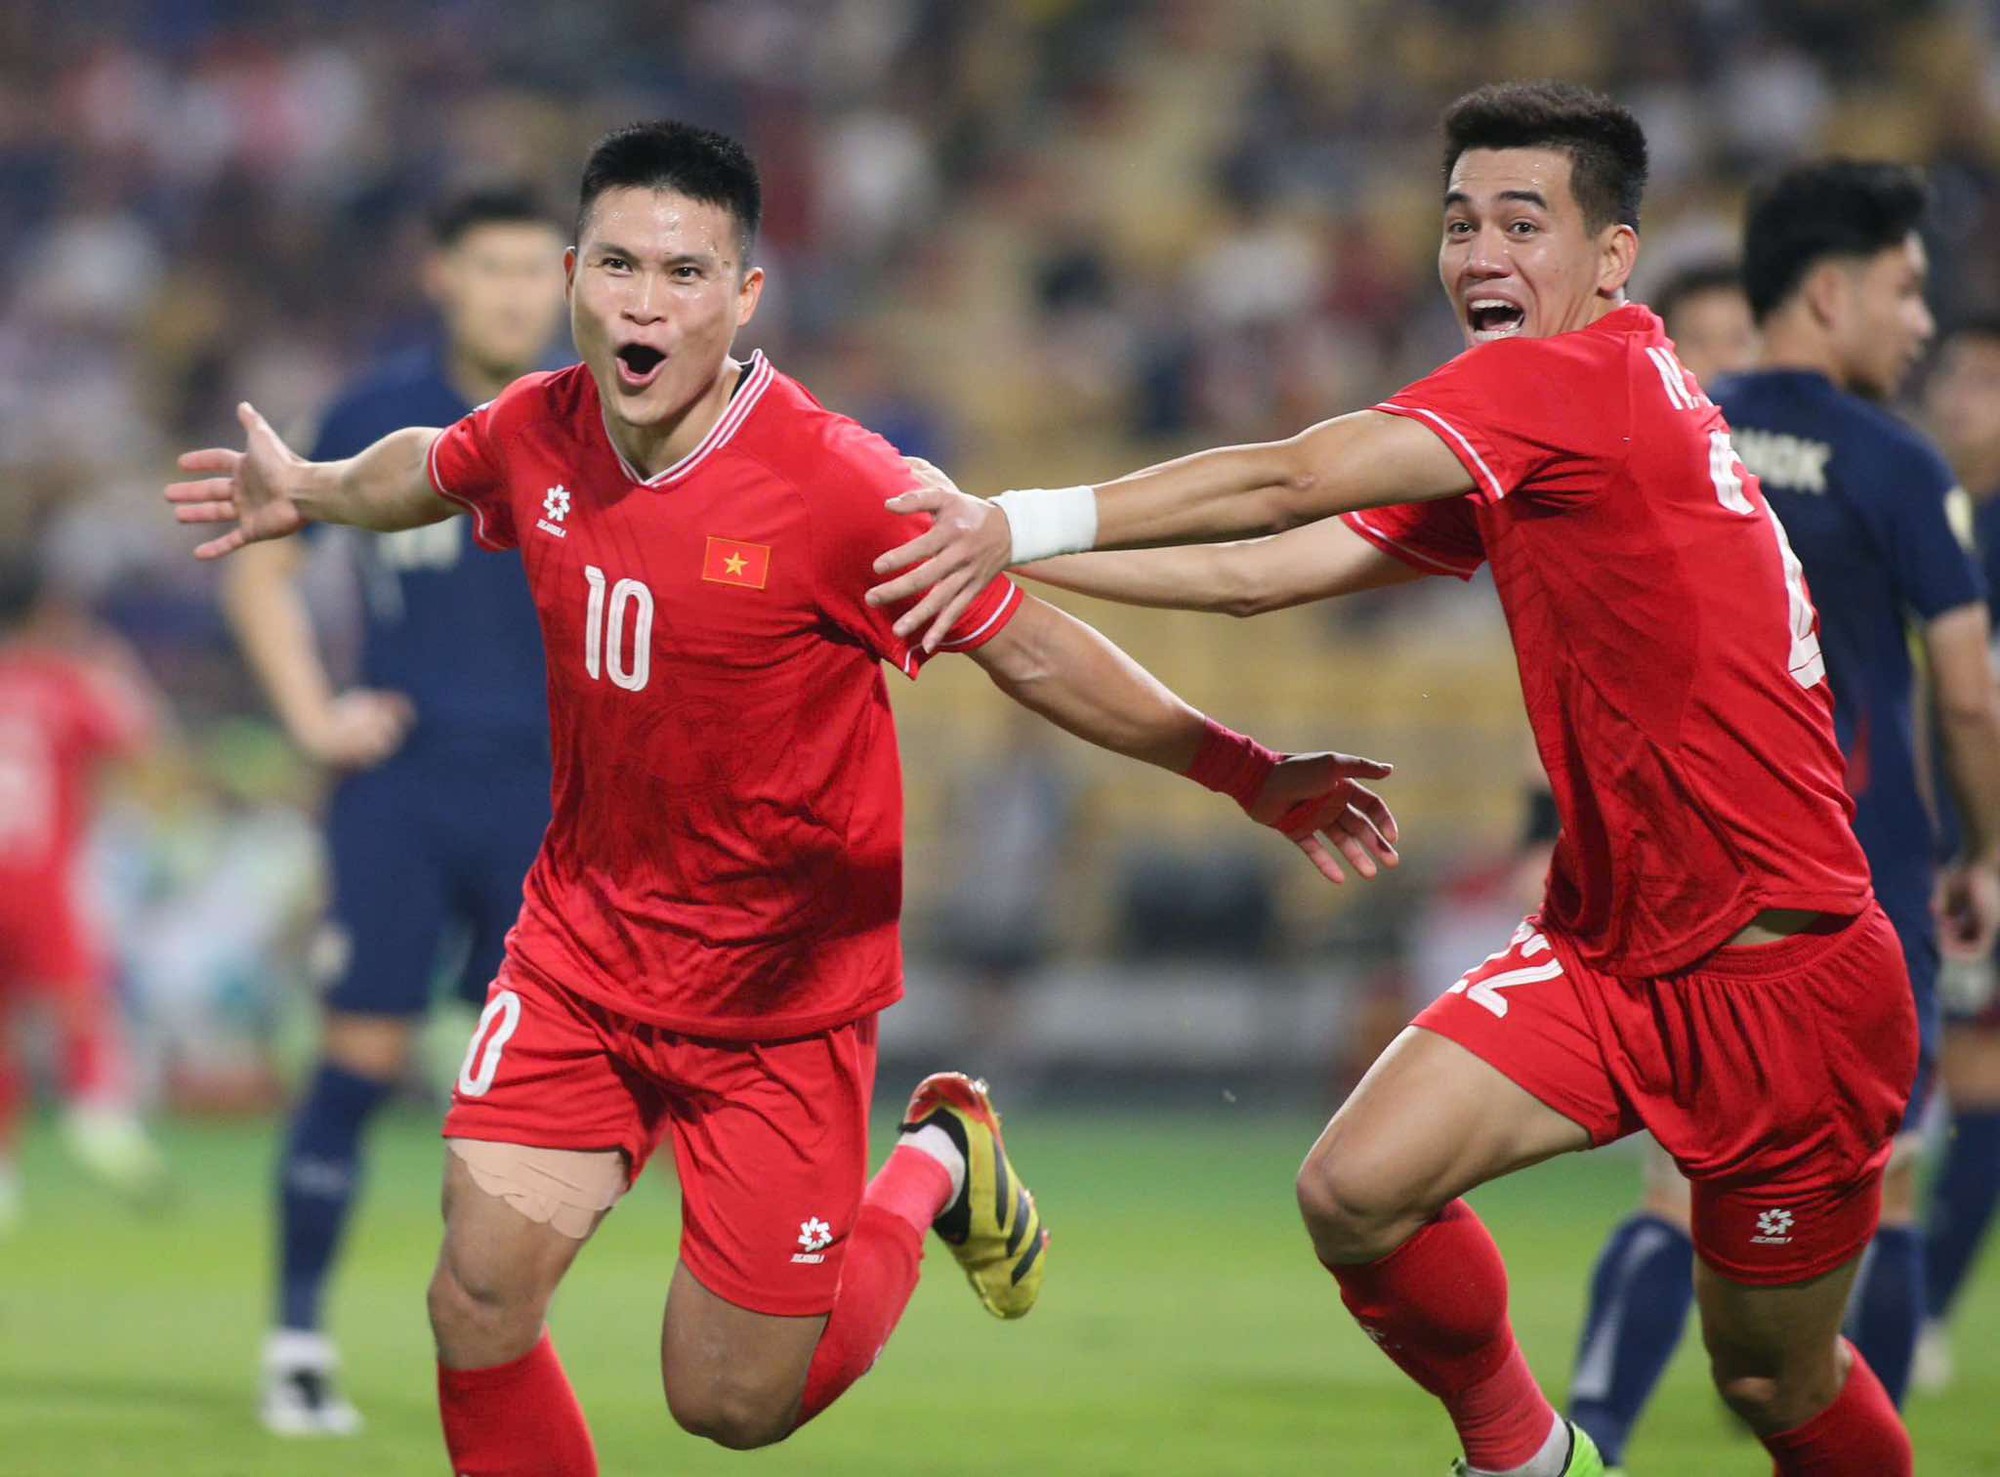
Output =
[{"x1": 457, "y1": 989, "x2": 523, "y2": 1097}]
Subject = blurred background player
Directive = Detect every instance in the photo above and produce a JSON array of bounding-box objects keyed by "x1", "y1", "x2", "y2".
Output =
[
  {"x1": 933, "y1": 706, "x2": 1079, "y2": 1097},
  {"x1": 1917, "y1": 314, "x2": 2000, "y2": 1390},
  {"x1": 0, "y1": 553, "x2": 167, "y2": 1226},
  {"x1": 1567, "y1": 161, "x2": 2000, "y2": 1466},
  {"x1": 221, "y1": 184, "x2": 567, "y2": 1435}
]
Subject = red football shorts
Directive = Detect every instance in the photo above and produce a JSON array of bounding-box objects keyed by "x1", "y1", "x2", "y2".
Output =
[
  {"x1": 1414, "y1": 904, "x2": 1916, "y2": 1285},
  {"x1": 443, "y1": 961, "x2": 878, "y2": 1317}
]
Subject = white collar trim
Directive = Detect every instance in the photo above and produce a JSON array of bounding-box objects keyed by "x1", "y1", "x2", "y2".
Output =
[{"x1": 602, "y1": 350, "x2": 773, "y2": 487}]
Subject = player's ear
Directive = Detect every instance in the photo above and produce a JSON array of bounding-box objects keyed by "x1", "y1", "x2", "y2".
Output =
[
  {"x1": 562, "y1": 245, "x2": 578, "y2": 304},
  {"x1": 420, "y1": 249, "x2": 452, "y2": 309},
  {"x1": 735, "y1": 265, "x2": 766, "y2": 330},
  {"x1": 1801, "y1": 260, "x2": 1847, "y2": 332},
  {"x1": 1597, "y1": 223, "x2": 1638, "y2": 298}
]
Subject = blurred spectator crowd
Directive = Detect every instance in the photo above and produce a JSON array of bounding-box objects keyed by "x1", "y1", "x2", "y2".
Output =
[{"x1": 3, "y1": 0, "x2": 1998, "y2": 1094}]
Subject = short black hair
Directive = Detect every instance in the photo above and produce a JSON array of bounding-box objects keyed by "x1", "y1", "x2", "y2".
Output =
[
  {"x1": 1654, "y1": 260, "x2": 1744, "y2": 328},
  {"x1": 1742, "y1": 160, "x2": 1929, "y2": 324},
  {"x1": 431, "y1": 183, "x2": 560, "y2": 247},
  {"x1": 1442, "y1": 81, "x2": 1649, "y2": 232},
  {"x1": 576, "y1": 121, "x2": 762, "y2": 256}
]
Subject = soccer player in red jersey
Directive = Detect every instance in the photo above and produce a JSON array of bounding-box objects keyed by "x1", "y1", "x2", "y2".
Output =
[
  {"x1": 166, "y1": 122, "x2": 1398, "y2": 1472},
  {"x1": 0, "y1": 556, "x2": 166, "y2": 1224},
  {"x1": 872, "y1": 82, "x2": 1917, "y2": 1476}
]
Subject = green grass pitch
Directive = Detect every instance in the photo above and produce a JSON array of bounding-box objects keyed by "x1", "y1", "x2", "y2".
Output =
[{"x1": 2, "y1": 1110, "x2": 1995, "y2": 1475}]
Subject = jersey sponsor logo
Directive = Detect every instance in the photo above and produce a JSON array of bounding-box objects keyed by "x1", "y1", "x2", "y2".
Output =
[
  {"x1": 1731, "y1": 428, "x2": 1831, "y2": 495},
  {"x1": 1752, "y1": 1207, "x2": 1796, "y2": 1245},
  {"x1": 537, "y1": 483, "x2": 573, "y2": 539},
  {"x1": 702, "y1": 536, "x2": 772, "y2": 590},
  {"x1": 792, "y1": 1215, "x2": 834, "y2": 1264}
]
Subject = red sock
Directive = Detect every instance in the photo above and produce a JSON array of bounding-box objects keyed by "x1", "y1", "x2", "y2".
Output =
[
  {"x1": 438, "y1": 1331, "x2": 597, "y2": 1476},
  {"x1": 1326, "y1": 1199, "x2": 1557, "y2": 1471},
  {"x1": 1761, "y1": 1342, "x2": 1911, "y2": 1477},
  {"x1": 795, "y1": 1144, "x2": 949, "y2": 1426},
  {"x1": 59, "y1": 993, "x2": 127, "y2": 1107}
]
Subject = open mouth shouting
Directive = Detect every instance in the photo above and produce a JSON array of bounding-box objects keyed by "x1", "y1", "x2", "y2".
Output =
[
  {"x1": 1466, "y1": 298, "x2": 1527, "y2": 343},
  {"x1": 615, "y1": 342, "x2": 667, "y2": 391}
]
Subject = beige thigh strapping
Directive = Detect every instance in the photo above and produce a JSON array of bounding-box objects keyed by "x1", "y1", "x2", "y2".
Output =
[{"x1": 447, "y1": 1138, "x2": 629, "y2": 1240}]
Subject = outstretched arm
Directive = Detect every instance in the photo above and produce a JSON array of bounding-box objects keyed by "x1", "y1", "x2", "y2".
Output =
[
  {"x1": 869, "y1": 413, "x2": 1472, "y2": 647},
  {"x1": 1024, "y1": 513, "x2": 1425, "y2": 616},
  {"x1": 166, "y1": 403, "x2": 454, "y2": 560},
  {"x1": 965, "y1": 594, "x2": 1399, "y2": 885}
]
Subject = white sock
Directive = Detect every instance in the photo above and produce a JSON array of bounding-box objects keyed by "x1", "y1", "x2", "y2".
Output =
[
  {"x1": 1468, "y1": 1412, "x2": 1570, "y2": 1477},
  {"x1": 899, "y1": 1123, "x2": 966, "y2": 1203},
  {"x1": 265, "y1": 1328, "x2": 339, "y2": 1371}
]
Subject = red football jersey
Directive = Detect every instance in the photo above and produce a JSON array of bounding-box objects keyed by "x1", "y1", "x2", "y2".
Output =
[
  {"x1": 1343, "y1": 304, "x2": 1871, "y2": 975},
  {"x1": 428, "y1": 352, "x2": 1023, "y2": 1037}
]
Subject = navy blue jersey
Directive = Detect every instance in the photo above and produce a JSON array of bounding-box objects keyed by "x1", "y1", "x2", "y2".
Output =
[
  {"x1": 1714, "y1": 369, "x2": 1982, "y2": 934},
  {"x1": 308, "y1": 349, "x2": 549, "y2": 757}
]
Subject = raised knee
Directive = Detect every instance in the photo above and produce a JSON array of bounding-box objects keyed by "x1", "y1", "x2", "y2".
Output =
[
  {"x1": 665, "y1": 1381, "x2": 797, "y2": 1451},
  {"x1": 427, "y1": 1256, "x2": 534, "y2": 1345},
  {"x1": 1295, "y1": 1149, "x2": 1420, "y2": 1263},
  {"x1": 1711, "y1": 1363, "x2": 1843, "y2": 1436}
]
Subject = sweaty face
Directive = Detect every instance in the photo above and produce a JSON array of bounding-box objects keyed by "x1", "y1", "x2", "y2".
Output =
[
  {"x1": 1440, "y1": 147, "x2": 1633, "y2": 348},
  {"x1": 566, "y1": 187, "x2": 762, "y2": 433},
  {"x1": 432, "y1": 223, "x2": 568, "y2": 377},
  {"x1": 1928, "y1": 335, "x2": 2000, "y2": 469},
  {"x1": 1832, "y1": 234, "x2": 1934, "y2": 402},
  {"x1": 1663, "y1": 286, "x2": 1758, "y2": 385}
]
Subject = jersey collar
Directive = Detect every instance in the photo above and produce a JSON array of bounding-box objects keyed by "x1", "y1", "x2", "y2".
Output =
[{"x1": 601, "y1": 350, "x2": 774, "y2": 488}]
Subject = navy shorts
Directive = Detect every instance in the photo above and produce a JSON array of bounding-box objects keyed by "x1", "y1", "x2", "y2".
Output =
[{"x1": 319, "y1": 747, "x2": 548, "y2": 1017}]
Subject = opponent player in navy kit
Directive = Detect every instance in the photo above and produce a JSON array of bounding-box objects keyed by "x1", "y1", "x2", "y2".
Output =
[
  {"x1": 1917, "y1": 315, "x2": 2000, "y2": 1390},
  {"x1": 1562, "y1": 162, "x2": 2000, "y2": 1464},
  {"x1": 221, "y1": 185, "x2": 567, "y2": 1435}
]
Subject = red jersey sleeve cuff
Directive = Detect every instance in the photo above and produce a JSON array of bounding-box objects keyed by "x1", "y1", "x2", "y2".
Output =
[
  {"x1": 1340, "y1": 510, "x2": 1481, "y2": 581},
  {"x1": 1374, "y1": 400, "x2": 1510, "y2": 504},
  {"x1": 895, "y1": 579, "x2": 1024, "y2": 679},
  {"x1": 427, "y1": 433, "x2": 513, "y2": 552}
]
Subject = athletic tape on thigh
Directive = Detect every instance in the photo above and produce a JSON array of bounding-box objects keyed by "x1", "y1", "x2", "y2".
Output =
[{"x1": 448, "y1": 1138, "x2": 629, "y2": 1240}]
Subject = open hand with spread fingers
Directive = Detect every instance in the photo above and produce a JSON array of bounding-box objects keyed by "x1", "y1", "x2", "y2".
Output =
[
  {"x1": 1247, "y1": 751, "x2": 1401, "y2": 886},
  {"x1": 164, "y1": 402, "x2": 312, "y2": 560}
]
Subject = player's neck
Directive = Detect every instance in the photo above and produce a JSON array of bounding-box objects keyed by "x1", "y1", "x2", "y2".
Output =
[
  {"x1": 602, "y1": 358, "x2": 744, "y2": 479},
  {"x1": 444, "y1": 345, "x2": 528, "y2": 408},
  {"x1": 1754, "y1": 321, "x2": 1849, "y2": 392}
]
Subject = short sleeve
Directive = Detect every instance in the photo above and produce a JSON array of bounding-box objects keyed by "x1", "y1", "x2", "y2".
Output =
[
  {"x1": 1341, "y1": 499, "x2": 1485, "y2": 581},
  {"x1": 1873, "y1": 441, "x2": 1984, "y2": 623},
  {"x1": 809, "y1": 420, "x2": 1024, "y2": 678},
  {"x1": 428, "y1": 397, "x2": 517, "y2": 551},
  {"x1": 1374, "y1": 335, "x2": 1622, "y2": 508}
]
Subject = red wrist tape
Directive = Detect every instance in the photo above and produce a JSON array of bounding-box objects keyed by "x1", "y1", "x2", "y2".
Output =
[{"x1": 1186, "y1": 717, "x2": 1279, "y2": 810}]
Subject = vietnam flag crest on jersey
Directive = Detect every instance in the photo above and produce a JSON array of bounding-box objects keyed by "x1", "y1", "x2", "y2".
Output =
[{"x1": 702, "y1": 536, "x2": 771, "y2": 590}]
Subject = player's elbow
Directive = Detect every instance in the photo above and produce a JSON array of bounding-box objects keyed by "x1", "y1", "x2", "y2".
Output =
[{"x1": 1936, "y1": 687, "x2": 2000, "y2": 738}]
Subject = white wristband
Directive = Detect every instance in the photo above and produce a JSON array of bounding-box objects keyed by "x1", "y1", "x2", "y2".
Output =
[{"x1": 993, "y1": 486, "x2": 1098, "y2": 565}]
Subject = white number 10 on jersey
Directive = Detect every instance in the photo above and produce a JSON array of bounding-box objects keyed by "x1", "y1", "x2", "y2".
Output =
[{"x1": 583, "y1": 565, "x2": 653, "y2": 692}]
